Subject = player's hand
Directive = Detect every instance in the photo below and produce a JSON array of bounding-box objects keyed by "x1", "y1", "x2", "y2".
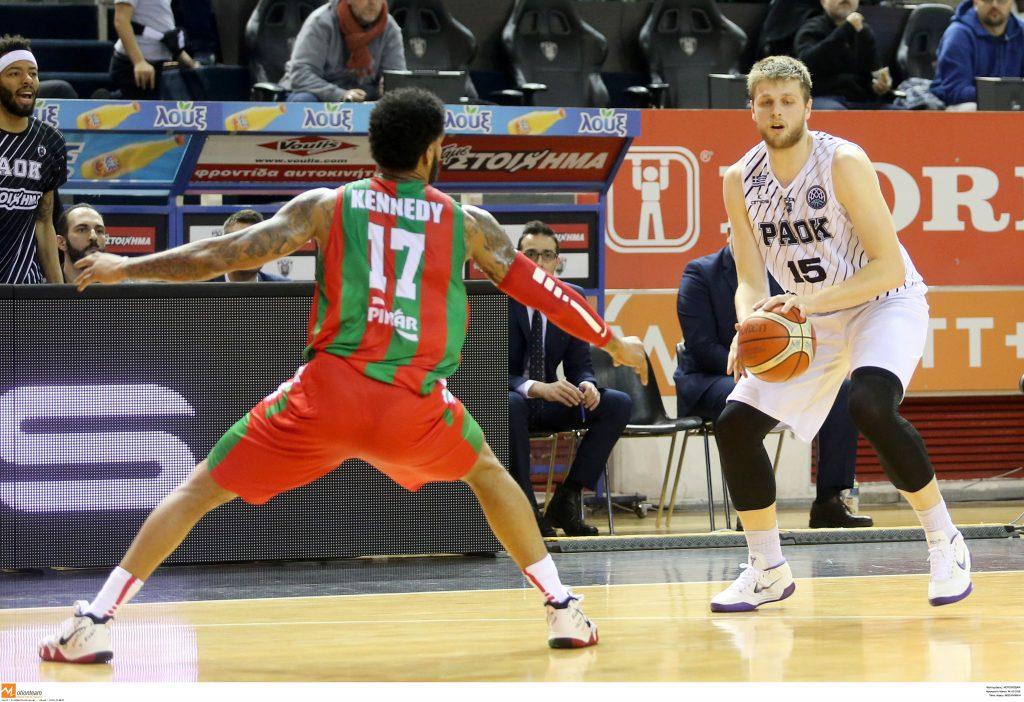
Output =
[
  {"x1": 846, "y1": 11, "x2": 864, "y2": 31},
  {"x1": 727, "y1": 327, "x2": 747, "y2": 382},
  {"x1": 74, "y1": 252, "x2": 128, "y2": 291},
  {"x1": 134, "y1": 60, "x2": 156, "y2": 90},
  {"x1": 753, "y1": 293, "x2": 815, "y2": 319},
  {"x1": 531, "y1": 380, "x2": 584, "y2": 407},
  {"x1": 606, "y1": 336, "x2": 648, "y2": 386},
  {"x1": 579, "y1": 381, "x2": 601, "y2": 411}
]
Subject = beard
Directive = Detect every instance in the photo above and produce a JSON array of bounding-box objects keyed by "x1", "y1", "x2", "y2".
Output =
[
  {"x1": 428, "y1": 151, "x2": 441, "y2": 184},
  {"x1": 66, "y1": 243, "x2": 102, "y2": 264},
  {"x1": 758, "y1": 119, "x2": 807, "y2": 150},
  {"x1": 980, "y1": 10, "x2": 1007, "y2": 28},
  {"x1": 0, "y1": 83, "x2": 35, "y2": 118}
]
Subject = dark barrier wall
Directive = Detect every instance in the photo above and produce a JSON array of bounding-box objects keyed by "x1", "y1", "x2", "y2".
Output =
[{"x1": 0, "y1": 283, "x2": 504, "y2": 568}]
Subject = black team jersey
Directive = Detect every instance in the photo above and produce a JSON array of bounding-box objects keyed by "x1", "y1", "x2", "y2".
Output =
[{"x1": 0, "y1": 117, "x2": 67, "y2": 283}]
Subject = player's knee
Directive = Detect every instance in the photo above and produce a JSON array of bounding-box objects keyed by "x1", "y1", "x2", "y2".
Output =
[
  {"x1": 462, "y1": 446, "x2": 507, "y2": 488},
  {"x1": 848, "y1": 367, "x2": 901, "y2": 434},
  {"x1": 715, "y1": 401, "x2": 770, "y2": 447},
  {"x1": 177, "y1": 467, "x2": 236, "y2": 514}
]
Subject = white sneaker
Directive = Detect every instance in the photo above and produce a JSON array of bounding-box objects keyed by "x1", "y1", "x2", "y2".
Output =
[
  {"x1": 545, "y1": 593, "x2": 599, "y2": 648},
  {"x1": 711, "y1": 555, "x2": 796, "y2": 613},
  {"x1": 38, "y1": 600, "x2": 113, "y2": 664},
  {"x1": 927, "y1": 531, "x2": 973, "y2": 606}
]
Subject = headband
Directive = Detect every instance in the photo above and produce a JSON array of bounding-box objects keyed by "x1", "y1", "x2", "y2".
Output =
[{"x1": 0, "y1": 50, "x2": 37, "y2": 74}]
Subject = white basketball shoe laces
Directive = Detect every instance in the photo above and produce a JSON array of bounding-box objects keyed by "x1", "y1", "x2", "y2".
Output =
[
  {"x1": 711, "y1": 553, "x2": 796, "y2": 613},
  {"x1": 927, "y1": 531, "x2": 973, "y2": 606},
  {"x1": 545, "y1": 593, "x2": 599, "y2": 648},
  {"x1": 38, "y1": 600, "x2": 113, "y2": 664}
]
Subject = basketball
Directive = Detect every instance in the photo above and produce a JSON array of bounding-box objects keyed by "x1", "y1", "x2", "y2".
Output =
[{"x1": 737, "y1": 306, "x2": 817, "y2": 383}]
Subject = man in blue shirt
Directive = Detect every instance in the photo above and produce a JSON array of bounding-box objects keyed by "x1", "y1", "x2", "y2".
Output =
[{"x1": 931, "y1": 0, "x2": 1024, "y2": 108}]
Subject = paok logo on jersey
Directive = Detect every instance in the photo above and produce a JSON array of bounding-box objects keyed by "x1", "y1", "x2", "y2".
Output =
[
  {"x1": 367, "y1": 296, "x2": 420, "y2": 342},
  {"x1": 258, "y1": 136, "x2": 356, "y2": 157},
  {"x1": 33, "y1": 100, "x2": 60, "y2": 128},
  {"x1": 578, "y1": 109, "x2": 628, "y2": 137},
  {"x1": 444, "y1": 106, "x2": 493, "y2": 134},
  {"x1": 758, "y1": 217, "x2": 833, "y2": 247},
  {"x1": 154, "y1": 101, "x2": 208, "y2": 130},
  {"x1": 301, "y1": 103, "x2": 354, "y2": 131},
  {"x1": 807, "y1": 185, "x2": 827, "y2": 209}
]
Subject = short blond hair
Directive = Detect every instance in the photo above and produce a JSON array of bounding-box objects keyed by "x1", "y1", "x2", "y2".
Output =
[{"x1": 747, "y1": 55, "x2": 812, "y2": 103}]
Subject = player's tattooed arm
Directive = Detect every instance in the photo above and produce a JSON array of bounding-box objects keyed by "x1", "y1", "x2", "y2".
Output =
[
  {"x1": 74, "y1": 188, "x2": 334, "y2": 288},
  {"x1": 33, "y1": 190, "x2": 63, "y2": 283},
  {"x1": 463, "y1": 205, "x2": 517, "y2": 282}
]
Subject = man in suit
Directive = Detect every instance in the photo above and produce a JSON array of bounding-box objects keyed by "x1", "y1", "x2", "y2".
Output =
[
  {"x1": 509, "y1": 221, "x2": 632, "y2": 537},
  {"x1": 674, "y1": 244, "x2": 872, "y2": 528},
  {"x1": 208, "y1": 210, "x2": 289, "y2": 282}
]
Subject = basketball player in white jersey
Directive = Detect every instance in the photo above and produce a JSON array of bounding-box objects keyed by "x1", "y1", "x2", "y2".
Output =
[{"x1": 712, "y1": 55, "x2": 971, "y2": 612}]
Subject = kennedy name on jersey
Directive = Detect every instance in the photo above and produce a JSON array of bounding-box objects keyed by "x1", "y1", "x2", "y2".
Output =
[{"x1": 758, "y1": 217, "x2": 833, "y2": 247}]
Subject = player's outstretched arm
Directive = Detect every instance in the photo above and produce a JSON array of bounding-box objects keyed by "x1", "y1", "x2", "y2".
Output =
[
  {"x1": 74, "y1": 189, "x2": 334, "y2": 290},
  {"x1": 463, "y1": 205, "x2": 648, "y2": 385},
  {"x1": 800, "y1": 145, "x2": 906, "y2": 313},
  {"x1": 723, "y1": 163, "x2": 770, "y2": 380}
]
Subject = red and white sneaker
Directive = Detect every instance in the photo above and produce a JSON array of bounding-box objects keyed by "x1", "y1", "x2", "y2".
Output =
[
  {"x1": 545, "y1": 593, "x2": 599, "y2": 649},
  {"x1": 39, "y1": 600, "x2": 113, "y2": 664}
]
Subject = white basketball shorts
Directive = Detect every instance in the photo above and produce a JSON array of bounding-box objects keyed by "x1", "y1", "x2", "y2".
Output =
[{"x1": 727, "y1": 292, "x2": 929, "y2": 443}]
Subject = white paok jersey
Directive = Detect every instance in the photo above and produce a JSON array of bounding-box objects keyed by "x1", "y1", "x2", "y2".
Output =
[{"x1": 740, "y1": 131, "x2": 924, "y2": 302}]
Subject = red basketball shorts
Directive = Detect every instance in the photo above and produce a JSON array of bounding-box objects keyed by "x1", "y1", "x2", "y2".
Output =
[{"x1": 207, "y1": 351, "x2": 485, "y2": 504}]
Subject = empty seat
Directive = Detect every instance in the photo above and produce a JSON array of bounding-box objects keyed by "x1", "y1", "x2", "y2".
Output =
[
  {"x1": 0, "y1": 4, "x2": 98, "y2": 40},
  {"x1": 502, "y1": 0, "x2": 609, "y2": 107},
  {"x1": 245, "y1": 0, "x2": 326, "y2": 86},
  {"x1": 640, "y1": 0, "x2": 747, "y2": 108},
  {"x1": 391, "y1": 0, "x2": 478, "y2": 98},
  {"x1": 30, "y1": 40, "x2": 114, "y2": 74},
  {"x1": 39, "y1": 72, "x2": 111, "y2": 99},
  {"x1": 897, "y1": 3, "x2": 954, "y2": 80}
]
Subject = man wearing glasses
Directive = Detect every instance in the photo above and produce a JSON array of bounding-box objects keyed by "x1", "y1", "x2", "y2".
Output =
[
  {"x1": 507, "y1": 220, "x2": 632, "y2": 537},
  {"x1": 56, "y1": 204, "x2": 107, "y2": 286}
]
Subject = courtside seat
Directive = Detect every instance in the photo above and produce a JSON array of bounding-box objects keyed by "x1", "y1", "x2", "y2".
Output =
[
  {"x1": 896, "y1": 3, "x2": 953, "y2": 80},
  {"x1": 30, "y1": 39, "x2": 114, "y2": 74},
  {"x1": 246, "y1": 0, "x2": 326, "y2": 86},
  {"x1": 640, "y1": 0, "x2": 746, "y2": 108},
  {"x1": 391, "y1": 0, "x2": 479, "y2": 99},
  {"x1": 502, "y1": 0, "x2": 610, "y2": 107}
]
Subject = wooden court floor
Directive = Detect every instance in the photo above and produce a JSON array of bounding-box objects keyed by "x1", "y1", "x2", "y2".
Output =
[{"x1": 2, "y1": 570, "x2": 1022, "y2": 682}]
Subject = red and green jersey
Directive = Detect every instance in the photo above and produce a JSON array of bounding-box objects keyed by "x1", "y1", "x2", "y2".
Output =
[{"x1": 304, "y1": 177, "x2": 468, "y2": 396}]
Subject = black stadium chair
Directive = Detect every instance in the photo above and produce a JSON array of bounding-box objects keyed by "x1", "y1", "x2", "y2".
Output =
[
  {"x1": 640, "y1": 0, "x2": 747, "y2": 108},
  {"x1": 897, "y1": 3, "x2": 954, "y2": 80},
  {"x1": 501, "y1": 0, "x2": 610, "y2": 107},
  {"x1": 246, "y1": 0, "x2": 325, "y2": 87},
  {"x1": 391, "y1": 0, "x2": 479, "y2": 100}
]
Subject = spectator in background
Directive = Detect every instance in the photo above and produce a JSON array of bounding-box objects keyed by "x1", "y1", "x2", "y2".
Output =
[
  {"x1": 0, "y1": 35, "x2": 66, "y2": 284},
  {"x1": 508, "y1": 221, "x2": 632, "y2": 537},
  {"x1": 57, "y1": 204, "x2": 106, "y2": 286},
  {"x1": 208, "y1": 209, "x2": 288, "y2": 282},
  {"x1": 930, "y1": 0, "x2": 1024, "y2": 109},
  {"x1": 282, "y1": 0, "x2": 405, "y2": 103},
  {"x1": 794, "y1": 0, "x2": 896, "y2": 109},
  {"x1": 674, "y1": 244, "x2": 872, "y2": 528},
  {"x1": 112, "y1": 0, "x2": 196, "y2": 100}
]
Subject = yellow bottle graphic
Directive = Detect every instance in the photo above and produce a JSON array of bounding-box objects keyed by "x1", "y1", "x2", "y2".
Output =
[
  {"x1": 80, "y1": 135, "x2": 186, "y2": 180},
  {"x1": 75, "y1": 102, "x2": 141, "y2": 130},
  {"x1": 508, "y1": 108, "x2": 566, "y2": 135},
  {"x1": 224, "y1": 103, "x2": 287, "y2": 132}
]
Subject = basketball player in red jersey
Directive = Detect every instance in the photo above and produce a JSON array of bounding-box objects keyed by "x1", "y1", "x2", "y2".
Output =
[
  {"x1": 711, "y1": 56, "x2": 971, "y2": 612},
  {"x1": 39, "y1": 88, "x2": 647, "y2": 663}
]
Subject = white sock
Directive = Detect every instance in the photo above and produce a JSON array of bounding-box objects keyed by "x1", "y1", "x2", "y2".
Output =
[
  {"x1": 744, "y1": 525, "x2": 785, "y2": 569},
  {"x1": 85, "y1": 566, "x2": 144, "y2": 620},
  {"x1": 915, "y1": 498, "x2": 958, "y2": 544},
  {"x1": 523, "y1": 554, "x2": 570, "y2": 604}
]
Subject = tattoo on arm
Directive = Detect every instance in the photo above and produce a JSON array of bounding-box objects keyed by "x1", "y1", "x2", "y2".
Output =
[
  {"x1": 464, "y1": 205, "x2": 516, "y2": 284},
  {"x1": 123, "y1": 188, "x2": 333, "y2": 282}
]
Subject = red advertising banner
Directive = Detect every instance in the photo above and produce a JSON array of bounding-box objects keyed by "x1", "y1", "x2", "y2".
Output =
[
  {"x1": 605, "y1": 111, "x2": 1024, "y2": 289},
  {"x1": 104, "y1": 225, "x2": 157, "y2": 254},
  {"x1": 440, "y1": 136, "x2": 621, "y2": 183}
]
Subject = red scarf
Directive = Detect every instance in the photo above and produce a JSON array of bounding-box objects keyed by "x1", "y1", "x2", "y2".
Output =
[{"x1": 336, "y1": 0, "x2": 389, "y2": 79}]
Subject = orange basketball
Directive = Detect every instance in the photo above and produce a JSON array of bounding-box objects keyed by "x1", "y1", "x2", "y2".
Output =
[{"x1": 737, "y1": 306, "x2": 817, "y2": 383}]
